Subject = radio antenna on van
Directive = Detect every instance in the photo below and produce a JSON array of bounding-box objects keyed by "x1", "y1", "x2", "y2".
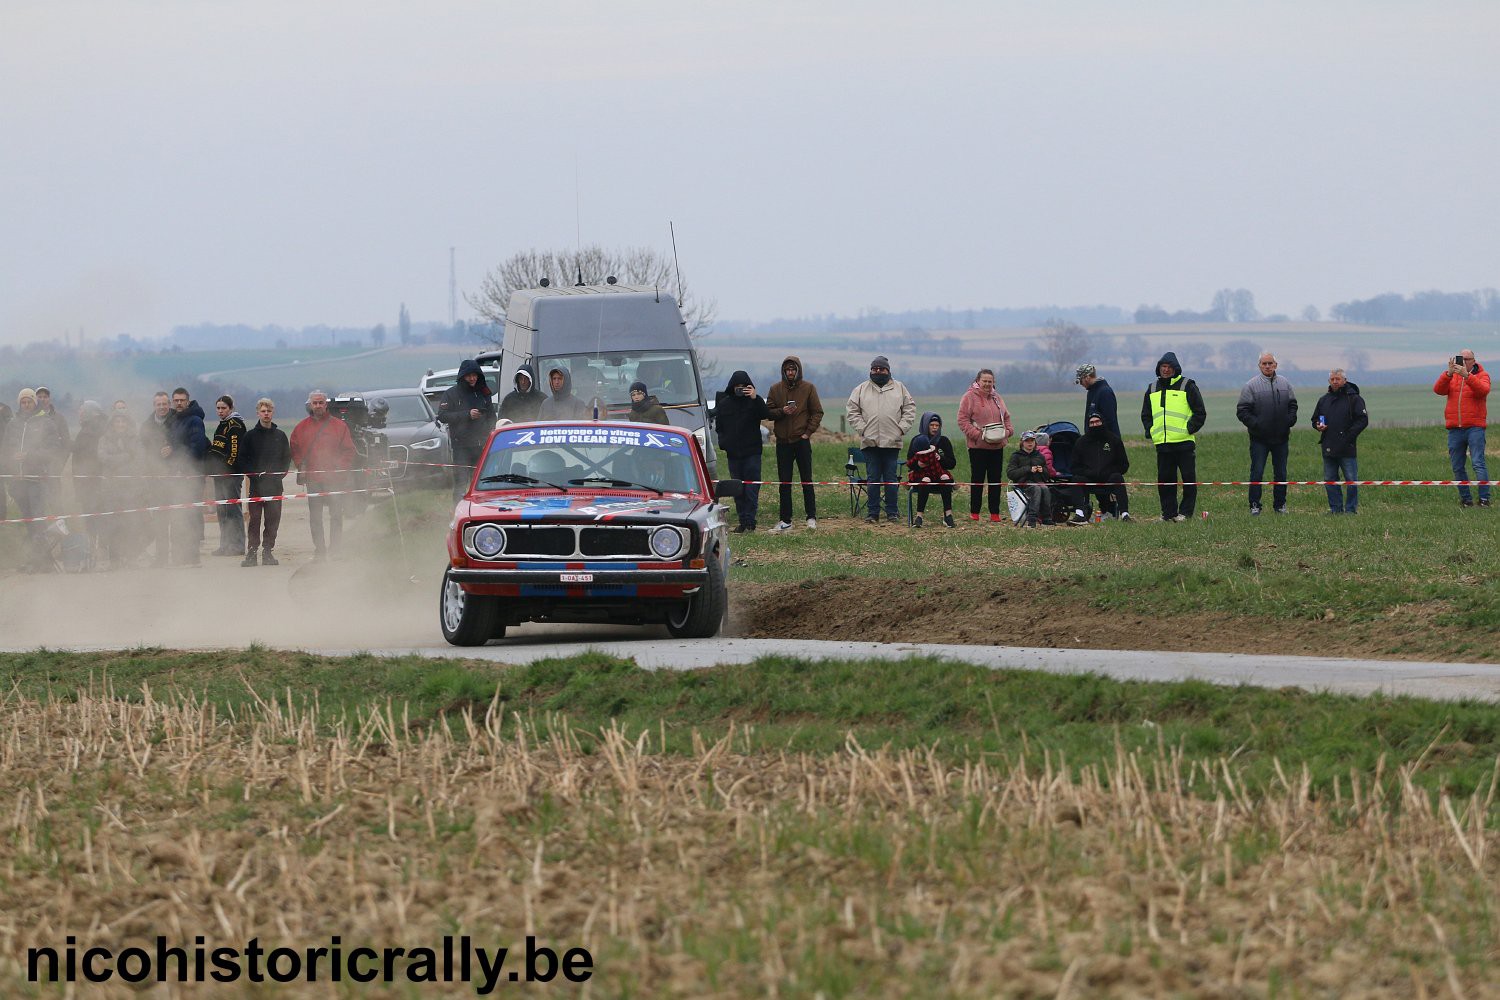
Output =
[{"x1": 668, "y1": 221, "x2": 683, "y2": 307}]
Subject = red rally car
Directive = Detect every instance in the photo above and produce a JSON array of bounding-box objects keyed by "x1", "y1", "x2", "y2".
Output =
[{"x1": 441, "y1": 420, "x2": 742, "y2": 645}]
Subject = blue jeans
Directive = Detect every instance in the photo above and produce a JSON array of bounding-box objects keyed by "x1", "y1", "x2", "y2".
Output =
[
  {"x1": 1322, "y1": 455, "x2": 1358, "y2": 512},
  {"x1": 1248, "y1": 438, "x2": 1289, "y2": 509},
  {"x1": 727, "y1": 452, "x2": 762, "y2": 528},
  {"x1": 863, "y1": 447, "x2": 900, "y2": 519},
  {"x1": 1448, "y1": 427, "x2": 1490, "y2": 502}
]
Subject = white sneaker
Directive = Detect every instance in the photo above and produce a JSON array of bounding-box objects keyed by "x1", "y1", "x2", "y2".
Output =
[
  {"x1": 1118, "y1": 512, "x2": 1132, "y2": 522},
  {"x1": 805, "y1": 518, "x2": 818, "y2": 530},
  {"x1": 772, "y1": 521, "x2": 793, "y2": 533}
]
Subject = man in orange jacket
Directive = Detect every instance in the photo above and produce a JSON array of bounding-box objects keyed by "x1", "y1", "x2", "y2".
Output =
[{"x1": 1434, "y1": 349, "x2": 1490, "y2": 507}]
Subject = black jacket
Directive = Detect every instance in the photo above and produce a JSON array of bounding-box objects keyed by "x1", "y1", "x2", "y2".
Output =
[
  {"x1": 1008, "y1": 445, "x2": 1050, "y2": 484},
  {"x1": 713, "y1": 370, "x2": 770, "y2": 457},
  {"x1": 241, "y1": 421, "x2": 292, "y2": 494},
  {"x1": 1311, "y1": 381, "x2": 1368, "y2": 459},
  {"x1": 209, "y1": 413, "x2": 247, "y2": 470},
  {"x1": 1070, "y1": 426, "x2": 1129, "y2": 482},
  {"x1": 436, "y1": 359, "x2": 497, "y2": 449},
  {"x1": 1083, "y1": 378, "x2": 1120, "y2": 437},
  {"x1": 499, "y1": 364, "x2": 545, "y2": 423},
  {"x1": 1139, "y1": 351, "x2": 1207, "y2": 439}
]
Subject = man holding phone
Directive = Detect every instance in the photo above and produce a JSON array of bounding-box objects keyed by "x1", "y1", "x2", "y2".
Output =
[
  {"x1": 1434, "y1": 349, "x2": 1490, "y2": 507},
  {"x1": 714, "y1": 370, "x2": 771, "y2": 532}
]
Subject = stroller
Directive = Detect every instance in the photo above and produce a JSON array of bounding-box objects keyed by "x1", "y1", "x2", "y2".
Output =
[{"x1": 1006, "y1": 420, "x2": 1083, "y2": 525}]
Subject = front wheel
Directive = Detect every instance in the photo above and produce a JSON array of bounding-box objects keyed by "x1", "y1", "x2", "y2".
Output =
[
  {"x1": 665, "y1": 555, "x2": 726, "y2": 639},
  {"x1": 440, "y1": 567, "x2": 500, "y2": 646}
]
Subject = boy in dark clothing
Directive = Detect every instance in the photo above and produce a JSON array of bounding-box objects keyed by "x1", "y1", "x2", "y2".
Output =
[
  {"x1": 499, "y1": 364, "x2": 544, "y2": 423},
  {"x1": 436, "y1": 358, "x2": 496, "y2": 500},
  {"x1": 714, "y1": 370, "x2": 770, "y2": 532},
  {"x1": 765, "y1": 356, "x2": 824, "y2": 531},
  {"x1": 906, "y1": 411, "x2": 956, "y2": 527},
  {"x1": 1070, "y1": 412, "x2": 1131, "y2": 521},
  {"x1": 1311, "y1": 369, "x2": 1369, "y2": 514},
  {"x1": 240, "y1": 398, "x2": 291, "y2": 565},
  {"x1": 1140, "y1": 352, "x2": 1207, "y2": 521}
]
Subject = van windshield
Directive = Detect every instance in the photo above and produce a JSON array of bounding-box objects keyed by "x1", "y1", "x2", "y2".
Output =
[{"x1": 536, "y1": 351, "x2": 699, "y2": 407}]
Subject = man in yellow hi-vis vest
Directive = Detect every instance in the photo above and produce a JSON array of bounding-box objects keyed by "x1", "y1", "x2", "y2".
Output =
[{"x1": 1139, "y1": 352, "x2": 1207, "y2": 521}]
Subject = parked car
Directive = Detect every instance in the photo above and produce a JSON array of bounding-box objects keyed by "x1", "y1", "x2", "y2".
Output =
[
  {"x1": 363, "y1": 387, "x2": 450, "y2": 488},
  {"x1": 420, "y1": 357, "x2": 502, "y2": 409},
  {"x1": 440, "y1": 419, "x2": 742, "y2": 645}
]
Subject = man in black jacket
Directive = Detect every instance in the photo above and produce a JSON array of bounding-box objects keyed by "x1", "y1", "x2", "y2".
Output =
[
  {"x1": 1311, "y1": 369, "x2": 1369, "y2": 515},
  {"x1": 498, "y1": 364, "x2": 544, "y2": 423},
  {"x1": 239, "y1": 398, "x2": 291, "y2": 565},
  {"x1": 1069, "y1": 412, "x2": 1131, "y2": 522},
  {"x1": 1235, "y1": 353, "x2": 1299, "y2": 515},
  {"x1": 714, "y1": 370, "x2": 770, "y2": 532},
  {"x1": 435, "y1": 359, "x2": 496, "y2": 501}
]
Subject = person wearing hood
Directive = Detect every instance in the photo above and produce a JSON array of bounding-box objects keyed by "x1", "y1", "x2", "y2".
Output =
[
  {"x1": 538, "y1": 366, "x2": 593, "y2": 421},
  {"x1": 846, "y1": 356, "x2": 916, "y2": 523},
  {"x1": 1235, "y1": 353, "x2": 1298, "y2": 515},
  {"x1": 714, "y1": 370, "x2": 770, "y2": 532},
  {"x1": 1434, "y1": 348, "x2": 1490, "y2": 508},
  {"x1": 208, "y1": 395, "x2": 247, "y2": 556},
  {"x1": 499, "y1": 364, "x2": 544, "y2": 423},
  {"x1": 1312, "y1": 369, "x2": 1369, "y2": 515},
  {"x1": 1070, "y1": 411, "x2": 1131, "y2": 522},
  {"x1": 627, "y1": 381, "x2": 670, "y2": 425},
  {"x1": 71, "y1": 401, "x2": 108, "y2": 563},
  {"x1": 96, "y1": 408, "x2": 146, "y2": 569},
  {"x1": 906, "y1": 411, "x2": 956, "y2": 528},
  {"x1": 765, "y1": 356, "x2": 823, "y2": 531},
  {"x1": 956, "y1": 368, "x2": 1012, "y2": 523},
  {"x1": 164, "y1": 387, "x2": 210, "y2": 564},
  {"x1": 437, "y1": 359, "x2": 497, "y2": 501},
  {"x1": 1140, "y1": 352, "x2": 1207, "y2": 521}
]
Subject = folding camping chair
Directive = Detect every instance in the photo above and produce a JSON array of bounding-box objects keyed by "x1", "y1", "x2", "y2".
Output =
[{"x1": 846, "y1": 447, "x2": 867, "y2": 517}]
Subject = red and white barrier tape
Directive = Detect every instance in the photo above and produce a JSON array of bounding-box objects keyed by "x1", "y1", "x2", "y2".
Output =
[{"x1": 0, "y1": 488, "x2": 377, "y2": 527}]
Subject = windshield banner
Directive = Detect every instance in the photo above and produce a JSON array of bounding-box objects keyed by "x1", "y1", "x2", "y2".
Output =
[{"x1": 495, "y1": 426, "x2": 691, "y2": 453}]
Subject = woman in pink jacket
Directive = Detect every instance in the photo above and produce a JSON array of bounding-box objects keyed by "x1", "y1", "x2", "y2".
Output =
[{"x1": 956, "y1": 369, "x2": 1012, "y2": 522}]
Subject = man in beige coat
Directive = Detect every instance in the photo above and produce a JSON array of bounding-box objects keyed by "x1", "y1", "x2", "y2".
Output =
[{"x1": 846, "y1": 356, "x2": 916, "y2": 522}]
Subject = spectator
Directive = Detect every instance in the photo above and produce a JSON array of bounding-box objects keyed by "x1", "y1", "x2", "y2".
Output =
[
  {"x1": 1312, "y1": 369, "x2": 1368, "y2": 515},
  {"x1": 906, "y1": 411, "x2": 956, "y2": 528},
  {"x1": 33, "y1": 386, "x2": 69, "y2": 511},
  {"x1": 766, "y1": 355, "x2": 823, "y2": 532},
  {"x1": 1236, "y1": 353, "x2": 1298, "y2": 515},
  {"x1": 436, "y1": 359, "x2": 496, "y2": 501},
  {"x1": 96, "y1": 409, "x2": 145, "y2": 569},
  {"x1": 291, "y1": 389, "x2": 357, "y2": 561},
  {"x1": 627, "y1": 381, "x2": 670, "y2": 424},
  {"x1": 208, "y1": 395, "x2": 247, "y2": 556},
  {"x1": 537, "y1": 366, "x2": 592, "y2": 420},
  {"x1": 241, "y1": 398, "x2": 291, "y2": 566},
  {"x1": 2, "y1": 389, "x2": 66, "y2": 570},
  {"x1": 139, "y1": 391, "x2": 174, "y2": 566},
  {"x1": 164, "y1": 387, "x2": 209, "y2": 565},
  {"x1": 846, "y1": 356, "x2": 916, "y2": 524},
  {"x1": 499, "y1": 364, "x2": 544, "y2": 423},
  {"x1": 714, "y1": 370, "x2": 770, "y2": 533},
  {"x1": 1075, "y1": 364, "x2": 1121, "y2": 436},
  {"x1": 1033, "y1": 431, "x2": 1058, "y2": 477},
  {"x1": 1140, "y1": 351, "x2": 1207, "y2": 522},
  {"x1": 71, "y1": 401, "x2": 107, "y2": 563},
  {"x1": 1007, "y1": 431, "x2": 1053, "y2": 527},
  {"x1": 1434, "y1": 349, "x2": 1490, "y2": 508},
  {"x1": 956, "y1": 369, "x2": 1011, "y2": 523},
  {"x1": 1070, "y1": 412, "x2": 1131, "y2": 522},
  {"x1": 0, "y1": 401, "x2": 10, "y2": 521}
]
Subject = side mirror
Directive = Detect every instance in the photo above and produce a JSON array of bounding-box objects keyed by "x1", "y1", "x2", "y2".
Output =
[{"x1": 713, "y1": 479, "x2": 744, "y2": 499}]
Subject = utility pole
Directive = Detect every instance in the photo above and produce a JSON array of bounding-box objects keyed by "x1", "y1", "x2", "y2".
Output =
[{"x1": 448, "y1": 247, "x2": 457, "y2": 328}]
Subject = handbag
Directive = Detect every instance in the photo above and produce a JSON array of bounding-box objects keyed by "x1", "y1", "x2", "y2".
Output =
[{"x1": 981, "y1": 422, "x2": 1008, "y2": 445}]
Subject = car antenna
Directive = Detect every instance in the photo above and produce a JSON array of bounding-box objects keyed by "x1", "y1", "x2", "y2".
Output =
[{"x1": 668, "y1": 221, "x2": 683, "y2": 306}]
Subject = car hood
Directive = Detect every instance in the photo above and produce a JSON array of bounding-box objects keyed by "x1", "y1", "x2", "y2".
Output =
[{"x1": 465, "y1": 492, "x2": 706, "y2": 520}]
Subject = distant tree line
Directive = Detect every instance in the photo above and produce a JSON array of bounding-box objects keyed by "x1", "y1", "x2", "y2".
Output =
[
  {"x1": 1134, "y1": 288, "x2": 1262, "y2": 324},
  {"x1": 718, "y1": 304, "x2": 1130, "y2": 336},
  {"x1": 1329, "y1": 289, "x2": 1500, "y2": 325}
]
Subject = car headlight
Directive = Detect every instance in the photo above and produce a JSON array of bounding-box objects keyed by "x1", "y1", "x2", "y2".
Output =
[
  {"x1": 411, "y1": 437, "x2": 443, "y2": 450},
  {"x1": 472, "y1": 524, "x2": 505, "y2": 558},
  {"x1": 650, "y1": 526, "x2": 684, "y2": 559}
]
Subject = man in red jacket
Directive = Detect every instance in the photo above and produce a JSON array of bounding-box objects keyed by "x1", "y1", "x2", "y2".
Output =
[
  {"x1": 1434, "y1": 349, "x2": 1490, "y2": 508},
  {"x1": 290, "y1": 390, "x2": 358, "y2": 560}
]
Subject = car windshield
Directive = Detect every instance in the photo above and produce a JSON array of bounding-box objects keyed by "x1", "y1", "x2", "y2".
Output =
[
  {"x1": 378, "y1": 394, "x2": 432, "y2": 425},
  {"x1": 477, "y1": 424, "x2": 702, "y2": 494},
  {"x1": 534, "y1": 350, "x2": 699, "y2": 407}
]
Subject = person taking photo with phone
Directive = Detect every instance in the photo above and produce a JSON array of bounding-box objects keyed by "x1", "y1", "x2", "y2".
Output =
[{"x1": 1434, "y1": 349, "x2": 1490, "y2": 508}]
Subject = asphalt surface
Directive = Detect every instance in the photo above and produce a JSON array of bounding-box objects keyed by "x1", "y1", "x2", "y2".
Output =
[{"x1": 25, "y1": 628, "x2": 1493, "y2": 703}]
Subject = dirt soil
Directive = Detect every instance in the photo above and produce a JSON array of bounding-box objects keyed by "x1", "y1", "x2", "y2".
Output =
[{"x1": 729, "y1": 576, "x2": 1473, "y2": 663}]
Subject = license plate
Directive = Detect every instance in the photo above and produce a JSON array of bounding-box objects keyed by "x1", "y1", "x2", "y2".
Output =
[{"x1": 560, "y1": 573, "x2": 594, "y2": 583}]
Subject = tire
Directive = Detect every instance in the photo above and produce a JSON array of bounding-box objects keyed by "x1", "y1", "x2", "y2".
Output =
[
  {"x1": 665, "y1": 554, "x2": 726, "y2": 639},
  {"x1": 440, "y1": 567, "x2": 500, "y2": 646}
]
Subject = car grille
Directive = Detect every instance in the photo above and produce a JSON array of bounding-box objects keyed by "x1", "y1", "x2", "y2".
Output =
[
  {"x1": 579, "y1": 527, "x2": 652, "y2": 558},
  {"x1": 501, "y1": 527, "x2": 576, "y2": 557}
]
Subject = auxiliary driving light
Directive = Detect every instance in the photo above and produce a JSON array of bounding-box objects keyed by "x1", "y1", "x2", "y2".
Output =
[{"x1": 472, "y1": 524, "x2": 506, "y2": 558}]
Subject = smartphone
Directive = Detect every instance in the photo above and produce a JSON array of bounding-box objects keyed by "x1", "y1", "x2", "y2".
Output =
[{"x1": 1455, "y1": 355, "x2": 1465, "y2": 365}]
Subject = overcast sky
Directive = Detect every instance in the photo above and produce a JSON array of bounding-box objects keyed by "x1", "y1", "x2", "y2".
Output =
[{"x1": 3, "y1": 0, "x2": 1497, "y2": 341}]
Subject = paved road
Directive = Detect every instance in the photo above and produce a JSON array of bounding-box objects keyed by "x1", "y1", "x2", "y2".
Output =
[{"x1": 29, "y1": 628, "x2": 1494, "y2": 703}]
